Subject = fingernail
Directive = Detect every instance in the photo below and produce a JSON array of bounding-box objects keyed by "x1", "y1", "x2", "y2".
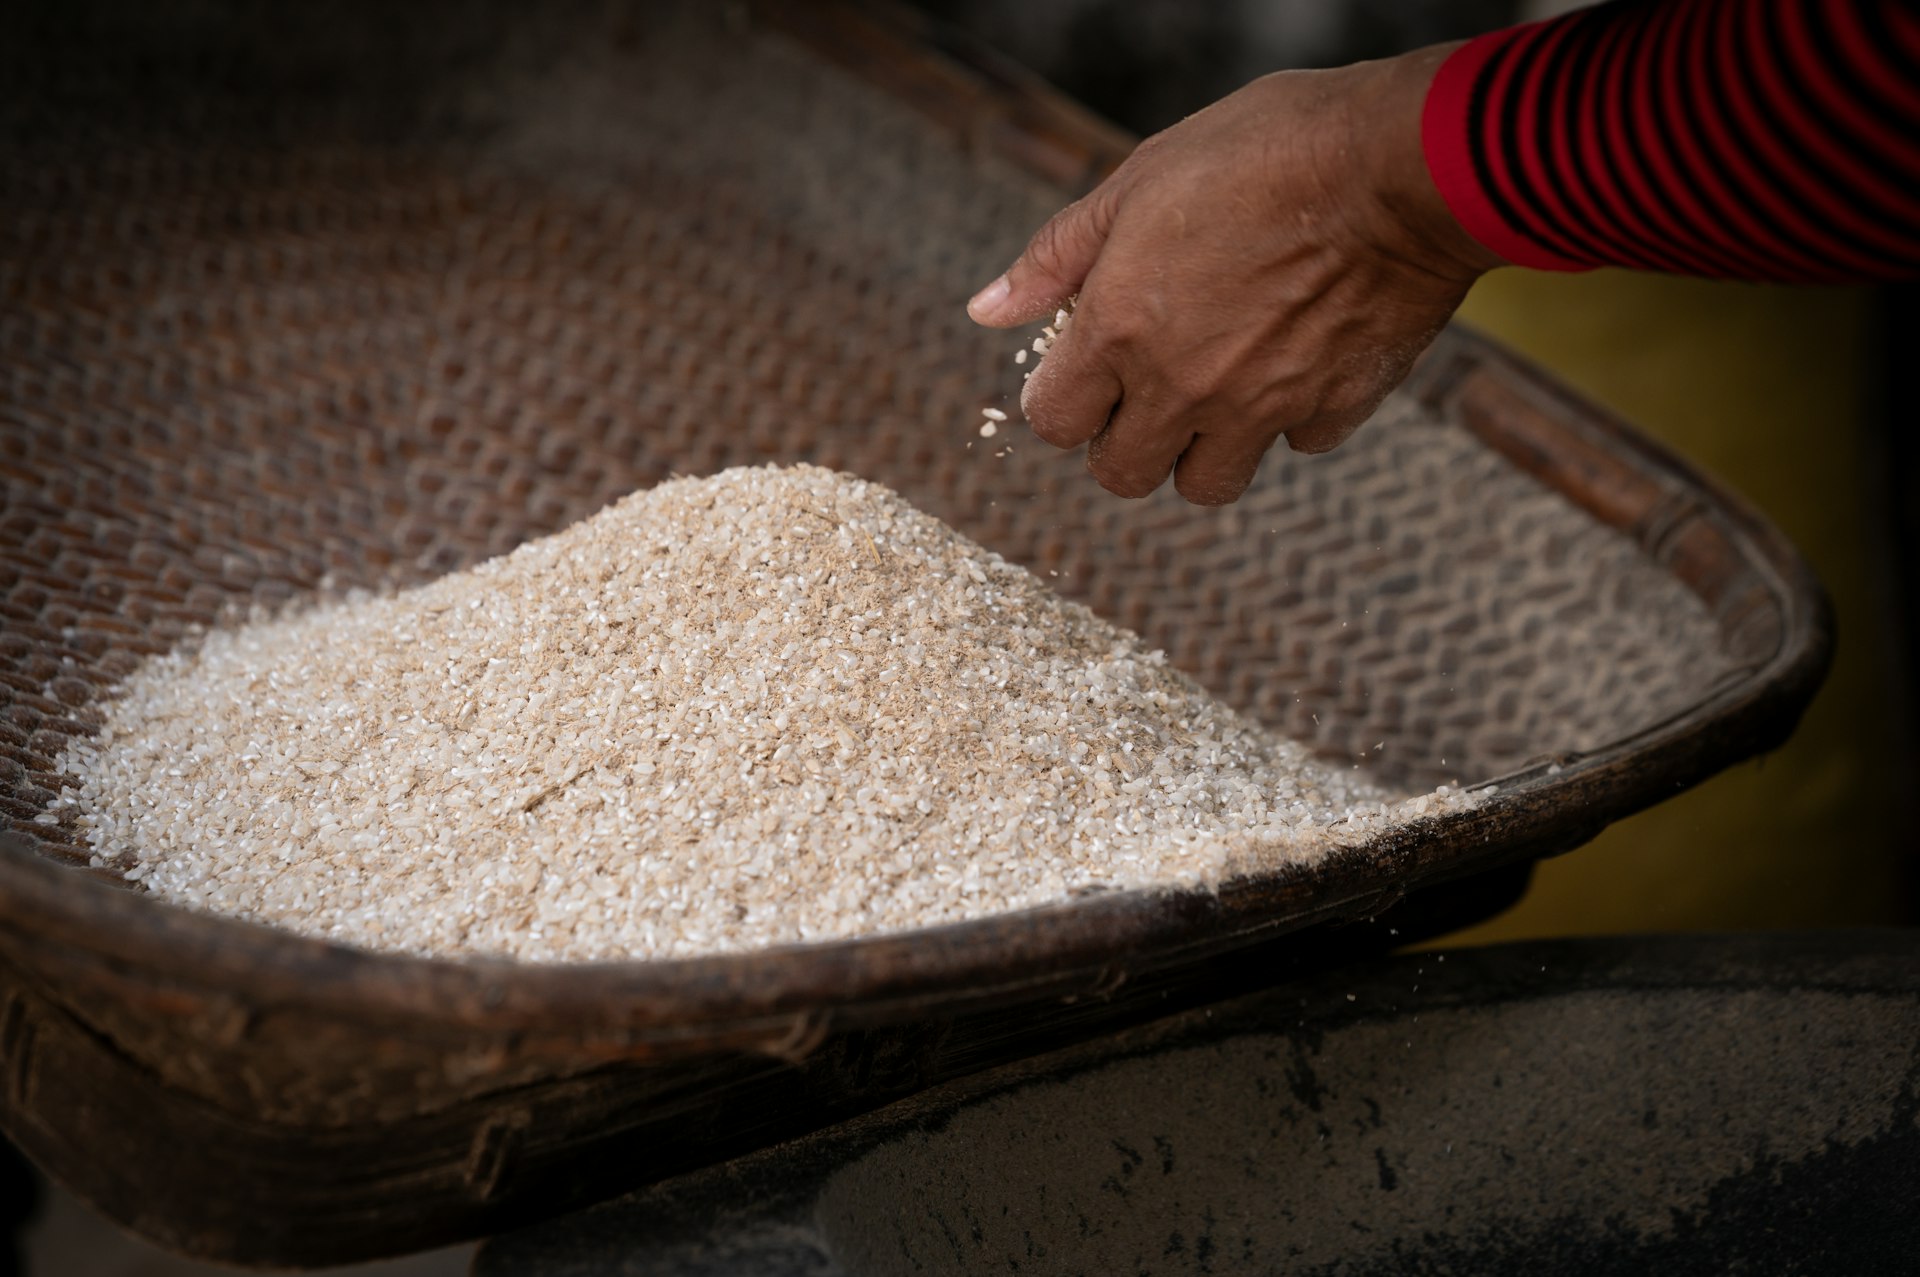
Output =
[{"x1": 967, "y1": 275, "x2": 1010, "y2": 322}]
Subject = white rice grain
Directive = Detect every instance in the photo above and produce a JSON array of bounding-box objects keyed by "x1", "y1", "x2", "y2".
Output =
[{"x1": 48, "y1": 464, "x2": 1481, "y2": 963}]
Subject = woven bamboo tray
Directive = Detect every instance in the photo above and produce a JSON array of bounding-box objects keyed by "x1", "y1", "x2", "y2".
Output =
[{"x1": 0, "y1": 0, "x2": 1829, "y2": 1266}]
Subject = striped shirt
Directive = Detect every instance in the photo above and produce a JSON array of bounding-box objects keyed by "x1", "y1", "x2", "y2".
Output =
[{"x1": 1421, "y1": 0, "x2": 1920, "y2": 282}]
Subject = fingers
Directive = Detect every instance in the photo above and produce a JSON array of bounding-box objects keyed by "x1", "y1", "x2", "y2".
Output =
[
  {"x1": 1019, "y1": 319, "x2": 1120, "y2": 450},
  {"x1": 1084, "y1": 392, "x2": 1194, "y2": 500},
  {"x1": 1026, "y1": 326, "x2": 1384, "y2": 503},
  {"x1": 1281, "y1": 385, "x2": 1387, "y2": 455},
  {"x1": 1282, "y1": 414, "x2": 1365, "y2": 455},
  {"x1": 967, "y1": 184, "x2": 1118, "y2": 328},
  {"x1": 1172, "y1": 429, "x2": 1275, "y2": 506}
]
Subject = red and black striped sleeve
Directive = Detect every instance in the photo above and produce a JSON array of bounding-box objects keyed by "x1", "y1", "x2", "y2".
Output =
[{"x1": 1421, "y1": 0, "x2": 1920, "y2": 283}]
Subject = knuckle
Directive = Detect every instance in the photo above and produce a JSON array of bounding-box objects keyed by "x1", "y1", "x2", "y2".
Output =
[
  {"x1": 1285, "y1": 414, "x2": 1363, "y2": 455},
  {"x1": 1093, "y1": 307, "x2": 1168, "y2": 369},
  {"x1": 1142, "y1": 343, "x2": 1250, "y2": 411},
  {"x1": 1021, "y1": 184, "x2": 1121, "y2": 280},
  {"x1": 1326, "y1": 374, "x2": 1391, "y2": 424},
  {"x1": 1086, "y1": 450, "x2": 1164, "y2": 500},
  {"x1": 1025, "y1": 216, "x2": 1074, "y2": 276},
  {"x1": 1082, "y1": 176, "x2": 1126, "y2": 228},
  {"x1": 1315, "y1": 394, "x2": 1383, "y2": 448},
  {"x1": 1027, "y1": 410, "x2": 1088, "y2": 449},
  {"x1": 1026, "y1": 203, "x2": 1095, "y2": 276},
  {"x1": 1098, "y1": 306, "x2": 1151, "y2": 348},
  {"x1": 1347, "y1": 386, "x2": 1394, "y2": 427},
  {"x1": 1019, "y1": 373, "x2": 1099, "y2": 448},
  {"x1": 1123, "y1": 131, "x2": 1170, "y2": 170},
  {"x1": 1159, "y1": 361, "x2": 1224, "y2": 408},
  {"x1": 1097, "y1": 474, "x2": 1161, "y2": 500},
  {"x1": 1175, "y1": 468, "x2": 1250, "y2": 507}
]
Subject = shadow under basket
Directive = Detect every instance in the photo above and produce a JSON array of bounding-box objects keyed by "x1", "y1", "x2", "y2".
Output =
[
  {"x1": 0, "y1": 0, "x2": 1828, "y2": 1267},
  {"x1": 472, "y1": 932, "x2": 1920, "y2": 1277}
]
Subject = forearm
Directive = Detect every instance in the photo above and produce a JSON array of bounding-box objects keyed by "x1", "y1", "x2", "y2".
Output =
[{"x1": 1422, "y1": 0, "x2": 1920, "y2": 283}]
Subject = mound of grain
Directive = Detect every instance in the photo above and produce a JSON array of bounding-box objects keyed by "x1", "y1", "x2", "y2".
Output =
[{"x1": 46, "y1": 465, "x2": 1481, "y2": 962}]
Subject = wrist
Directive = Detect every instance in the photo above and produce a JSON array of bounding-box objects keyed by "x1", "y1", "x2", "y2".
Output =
[{"x1": 1353, "y1": 41, "x2": 1507, "y2": 282}]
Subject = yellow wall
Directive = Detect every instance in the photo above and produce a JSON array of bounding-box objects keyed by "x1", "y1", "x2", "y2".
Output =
[{"x1": 1437, "y1": 270, "x2": 1908, "y2": 941}]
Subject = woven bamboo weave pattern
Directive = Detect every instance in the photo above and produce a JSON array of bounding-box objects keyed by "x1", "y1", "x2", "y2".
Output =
[{"x1": 0, "y1": 0, "x2": 1732, "y2": 864}]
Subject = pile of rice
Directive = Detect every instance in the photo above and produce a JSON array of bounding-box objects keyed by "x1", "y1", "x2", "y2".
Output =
[{"x1": 44, "y1": 464, "x2": 1480, "y2": 962}]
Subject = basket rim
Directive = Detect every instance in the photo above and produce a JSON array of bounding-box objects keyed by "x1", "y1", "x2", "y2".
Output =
[{"x1": 0, "y1": 325, "x2": 1834, "y2": 1041}]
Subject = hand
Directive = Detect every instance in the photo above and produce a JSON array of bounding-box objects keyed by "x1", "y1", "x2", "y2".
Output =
[{"x1": 967, "y1": 43, "x2": 1503, "y2": 505}]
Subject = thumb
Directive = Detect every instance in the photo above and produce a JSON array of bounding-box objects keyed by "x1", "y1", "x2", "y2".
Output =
[{"x1": 967, "y1": 185, "x2": 1117, "y2": 328}]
